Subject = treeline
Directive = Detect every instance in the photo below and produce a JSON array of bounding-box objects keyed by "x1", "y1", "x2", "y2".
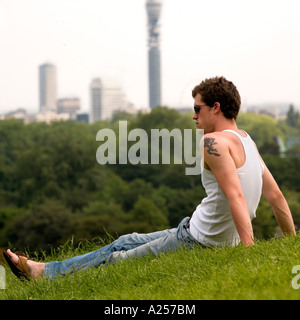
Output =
[{"x1": 0, "y1": 106, "x2": 299, "y2": 252}]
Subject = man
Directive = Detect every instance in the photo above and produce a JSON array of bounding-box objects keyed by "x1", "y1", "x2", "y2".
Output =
[
  {"x1": 190, "y1": 76, "x2": 295, "y2": 247},
  {"x1": 3, "y1": 76, "x2": 296, "y2": 281}
]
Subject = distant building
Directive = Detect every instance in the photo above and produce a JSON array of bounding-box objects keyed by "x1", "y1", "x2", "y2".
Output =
[
  {"x1": 259, "y1": 106, "x2": 279, "y2": 119},
  {"x1": 175, "y1": 107, "x2": 192, "y2": 114},
  {"x1": 90, "y1": 78, "x2": 102, "y2": 123},
  {"x1": 25, "y1": 111, "x2": 70, "y2": 124},
  {"x1": 89, "y1": 78, "x2": 137, "y2": 123},
  {"x1": 3, "y1": 108, "x2": 27, "y2": 121},
  {"x1": 76, "y1": 113, "x2": 89, "y2": 123},
  {"x1": 0, "y1": 108, "x2": 71, "y2": 124},
  {"x1": 39, "y1": 63, "x2": 57, "y2": 113},
  {"x1": 146, "y1": 0, "x2": 162, "y2": 109},
  {"x1": 57, "y1": 98, "x2": 80, "y2": 120}
]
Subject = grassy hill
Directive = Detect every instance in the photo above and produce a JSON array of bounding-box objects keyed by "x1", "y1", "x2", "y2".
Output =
[{"x1": 1, "y1": 234, "x2": 300, "y2": 300}]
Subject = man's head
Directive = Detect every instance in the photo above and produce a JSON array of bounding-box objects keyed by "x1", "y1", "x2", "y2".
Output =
[{"x1": 192, "y1": 76, "x2": 241, "y2": 120}]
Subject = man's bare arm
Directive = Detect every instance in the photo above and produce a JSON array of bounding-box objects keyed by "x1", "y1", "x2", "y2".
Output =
[{"x1": 260, "y1": 159, "x2": 296, "y2": 235}]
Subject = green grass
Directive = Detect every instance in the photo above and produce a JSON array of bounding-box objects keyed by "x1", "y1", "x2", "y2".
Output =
[{"x1": 1, "y1": 235, "x2": 300, "y2": 300}]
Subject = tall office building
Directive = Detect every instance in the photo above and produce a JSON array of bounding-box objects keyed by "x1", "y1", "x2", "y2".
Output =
[
  {"x1": 90, "y1": 78, "x2": 102, "y2": 123},
  {"x1": 39, "y1": 63, "x2": 57, "y2": 113},
  {"x1": 146, "y1": 0, "x2": 162, "y2": 109},
  {"x1": 89, "y1": 78, "x2": 127, "y2": 123}
]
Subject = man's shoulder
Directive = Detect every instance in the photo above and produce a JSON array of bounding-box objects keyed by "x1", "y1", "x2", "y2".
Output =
[
  {"x1": 202, "y1": 133, "x2": 228, "y2": 158},
  {"x1": 203, "y1": 132, "x2": 225, "y2": 139},
  {"x1": 203, "y1": 132, "x2": 230, "y2": 149}
]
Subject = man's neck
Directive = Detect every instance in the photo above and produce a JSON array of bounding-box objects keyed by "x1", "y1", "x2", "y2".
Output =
[{"x1": 213, "y1": 118, "x2": 238, "y2": 133}]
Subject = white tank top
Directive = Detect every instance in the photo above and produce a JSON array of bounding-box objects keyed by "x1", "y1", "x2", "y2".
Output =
[{"x1": 189, "y1": 130, "x2": 264, "y2": 247}]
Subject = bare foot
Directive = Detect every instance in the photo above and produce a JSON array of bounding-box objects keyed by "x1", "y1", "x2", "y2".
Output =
[{"x1": 7, "y1": 249, "x2": 45, "y2": 279}]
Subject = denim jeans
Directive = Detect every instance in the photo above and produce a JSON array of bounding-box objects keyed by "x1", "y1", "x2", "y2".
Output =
[{"x1": 44, "y1": 217, "x2": 201, "y2": 279}]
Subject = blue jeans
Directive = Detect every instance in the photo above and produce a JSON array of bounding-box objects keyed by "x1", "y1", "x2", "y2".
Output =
[{"x1": 44, "y1": 217, "x2": 200, "y2": 279}]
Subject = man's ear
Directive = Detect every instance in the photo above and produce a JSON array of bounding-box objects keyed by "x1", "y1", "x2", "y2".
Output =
[{"x1": 213, "y1": 102, "x2": 221, "y2": 113}]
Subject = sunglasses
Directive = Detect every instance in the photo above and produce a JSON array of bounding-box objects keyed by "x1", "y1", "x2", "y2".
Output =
[{"x1": 194, "y1": 104, "x2": 207, "y2": 114}]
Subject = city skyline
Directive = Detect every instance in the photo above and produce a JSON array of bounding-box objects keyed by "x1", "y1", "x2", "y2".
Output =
[{"x1": 1, "y1": 0, "x2": 300, "y2": 115}]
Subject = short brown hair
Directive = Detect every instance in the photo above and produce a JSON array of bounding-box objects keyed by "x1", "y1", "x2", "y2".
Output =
[{"x1": 192, "y1": 76, "x2": 241, "y2": 119}]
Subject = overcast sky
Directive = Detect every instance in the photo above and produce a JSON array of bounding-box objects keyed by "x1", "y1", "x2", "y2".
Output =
[{"x1": 1, "y1": 0, "x2": 300, "y2": 114}]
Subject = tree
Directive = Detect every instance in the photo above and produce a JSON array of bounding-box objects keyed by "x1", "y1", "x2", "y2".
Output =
[
  {"x1": 69, "y1": 201, "x2": 127, "y2": 244},
  {"x1": 258, "y1": 140, "x2": 280, "y2": 156},
  {"x1": 3, "y1": 200, "x2": 73, "y2": 252},
  {"x1": 263, "y1": 155, "x2": 300, "y2": 191},
  {"x1": 125, "y1": 196, "x2": 169, "y2": 233},
  {"x1": 237, "y1": 113, "x2": 283, "y2": 148},
  {"x1": 166, "y1": 186, "x2": 206, "y2": 227},
  {"x1": 252, "y1": 197, "x2": 278, "y2": 239}
]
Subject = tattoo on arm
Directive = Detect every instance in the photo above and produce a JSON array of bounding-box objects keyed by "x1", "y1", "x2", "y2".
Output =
[{"x1": 204, "y1": 138, "x2": 221, "y2": 157}]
